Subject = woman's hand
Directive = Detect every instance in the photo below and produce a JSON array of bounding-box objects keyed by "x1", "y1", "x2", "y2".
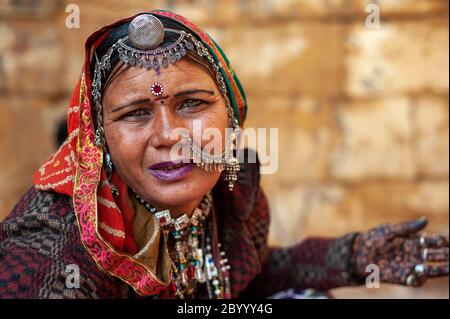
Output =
[{"x1": 351, "y1": 217, "x2": 448, "y2": 287}]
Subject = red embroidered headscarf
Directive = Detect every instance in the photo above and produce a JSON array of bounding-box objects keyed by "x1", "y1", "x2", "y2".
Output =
[{"x1": 32, "y1": 10, "x2": 247, "y2": 296}]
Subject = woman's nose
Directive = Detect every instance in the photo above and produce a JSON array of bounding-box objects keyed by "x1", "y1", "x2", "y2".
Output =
[{"x1": 148, "y1": 106, "x2": 183, "y2": 148}]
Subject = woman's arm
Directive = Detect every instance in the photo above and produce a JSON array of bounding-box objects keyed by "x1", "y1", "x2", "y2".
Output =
[
  {"x1": 250, "y1": 235, "x2": 364, "y2": 298},
  {"x1": 240, "y1": 188, "x2": 361, "y2": 298},
  {"x1": 240, "y1": 187, "x2": 448, "y2": 298},
  {"x1": 239, "y1": 187, "x2": 363, "y2": 298}
]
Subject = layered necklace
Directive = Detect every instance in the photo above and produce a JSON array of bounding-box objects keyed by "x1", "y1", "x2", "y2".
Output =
[{"x1": 133, "y1": 191, "x2": 231, "y2": 299}]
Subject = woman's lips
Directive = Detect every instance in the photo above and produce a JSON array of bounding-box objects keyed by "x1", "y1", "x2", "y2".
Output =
[
  {"x1": 148, "y1": 160, "x2": 195, "y2": 182},
  {"x1": 149, "y1": 160, "x2": 190, "y2": 170}
]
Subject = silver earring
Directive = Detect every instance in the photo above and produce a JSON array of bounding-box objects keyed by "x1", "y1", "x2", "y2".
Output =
[
  {"x1": 105, "y1": 153, "x2": 113, "y2": 177},
  {"x1": 223, "y1": 133, "x2": 240, "y2": 191},
  {"x1": 224, "y1": 159, "x2": 240, "y2": 191},
  {"x1": 105, "y1": 153, "x2": 120, "y2": 198}
]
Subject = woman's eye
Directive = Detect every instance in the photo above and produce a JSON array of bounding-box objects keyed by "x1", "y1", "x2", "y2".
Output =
[
  {"x1": 180, "y1": 99, "x2": 204, "y2": 109},
  {"x1": 122, "y1": 109, "x2": 152, "y2": 119}
]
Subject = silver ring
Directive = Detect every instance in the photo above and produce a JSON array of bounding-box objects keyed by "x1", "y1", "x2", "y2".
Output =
[
  {"x1": 419, "y1": 234, "x2": 426, "y2": 248},
  {"x1": 414, "y1": 264, "x2": 425, "y2": 274},
  {"x1": 406, "y1": 273, "x2": 418, "y2": 286},
  {"x1": 422, "y1": 248, "x2": 429, "y2": 261}
]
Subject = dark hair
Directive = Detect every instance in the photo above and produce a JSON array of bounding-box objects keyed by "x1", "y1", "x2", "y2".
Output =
[{"x1": 91, "y1": 16, "x2": 217, "y2": 96}]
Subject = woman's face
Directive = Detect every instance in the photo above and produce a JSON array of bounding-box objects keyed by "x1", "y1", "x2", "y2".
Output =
[{"x1": 102, "y1": 59, "x2": 228, "y2": 212}]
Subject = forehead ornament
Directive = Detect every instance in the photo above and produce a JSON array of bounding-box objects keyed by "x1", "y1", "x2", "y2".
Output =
[
  {"x1": 116, "y1": 14, "x2": 194, "y2": 70},
  {"x1": 128, "y1": 14, "x2": 164, "y2": 50}
]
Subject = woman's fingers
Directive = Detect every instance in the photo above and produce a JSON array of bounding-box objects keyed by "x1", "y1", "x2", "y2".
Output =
[
  {"x1": 388, "y1": 217, "x2": 428, "y2": 238},
  {"x1": 423, "y1": 264, "x2": 449, "y2": 278},
  {"x1": 404, "y1": 263, "x2": 448, "y2": 287},
  {"x1": 424, "y1": 248, "x2": 449, "y2": 262},
  {"x1": 423, "y1": 234, "x2": 449, "y2": 248},
  {"x1": 404, "y1": 272, "x2": 427, "y2": 287}
]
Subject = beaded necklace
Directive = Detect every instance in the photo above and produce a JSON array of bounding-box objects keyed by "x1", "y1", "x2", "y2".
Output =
[{"x1": 132, "y1": 191, "x2": 231, "y2": 298}]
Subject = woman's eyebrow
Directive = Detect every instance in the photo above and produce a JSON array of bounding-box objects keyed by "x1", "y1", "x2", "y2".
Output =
[
  {"x1": 111, "y1": 98, "x2": 151, "y2": 113},
  {"x1": 111, "y1": 90, "x2": 215, "y2": 112},
  {"x1": 174, "y1": 89, "x2": 215, "y2": 97}
]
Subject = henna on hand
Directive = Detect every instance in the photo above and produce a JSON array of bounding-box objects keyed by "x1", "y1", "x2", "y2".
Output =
[{"x1": 350, "y1": 217, "x2": 449, "y2": 287}]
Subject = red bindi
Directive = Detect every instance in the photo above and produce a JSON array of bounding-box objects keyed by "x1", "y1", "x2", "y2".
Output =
[{"x1": 151, "y1": 83, "x2": 163, "y2": 96}]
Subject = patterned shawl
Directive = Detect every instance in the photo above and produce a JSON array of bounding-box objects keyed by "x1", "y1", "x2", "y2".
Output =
[{"x1": 32, "y1": 10, "x2": 248, "y2": 296}]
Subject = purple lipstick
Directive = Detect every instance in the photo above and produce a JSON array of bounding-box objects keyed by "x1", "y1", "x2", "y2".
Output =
[{"x1": 148, "y1": 159, "x2": 196, "y2": 182}]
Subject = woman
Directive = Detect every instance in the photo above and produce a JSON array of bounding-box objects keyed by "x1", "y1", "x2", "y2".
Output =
[{"x1": 0, "y1": 10, "x2": 447, "y2": 299}]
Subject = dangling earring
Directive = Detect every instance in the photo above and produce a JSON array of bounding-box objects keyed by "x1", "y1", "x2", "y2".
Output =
[
  {"x1": 105, "y1": 152, "x2": 113, "y2": 176},
  {"x1": 223, "y1": 158, "x2": 240, "y2": 191},
  {"x1": 223, "y1": 129, "x2": 240, "y2": 191},
  {"x1": 105, "y1": 152, "x2": 120, "y2": 198}
]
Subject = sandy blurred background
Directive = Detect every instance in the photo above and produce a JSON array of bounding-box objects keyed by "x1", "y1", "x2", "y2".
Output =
[{"x1": 0, "y1": 0, "x2": 448, "y2": 298}]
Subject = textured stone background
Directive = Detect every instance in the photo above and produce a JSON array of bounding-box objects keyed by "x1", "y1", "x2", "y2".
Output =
[{"x1": 0, "y1": 0, "x2": 448, "y2": 298}]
